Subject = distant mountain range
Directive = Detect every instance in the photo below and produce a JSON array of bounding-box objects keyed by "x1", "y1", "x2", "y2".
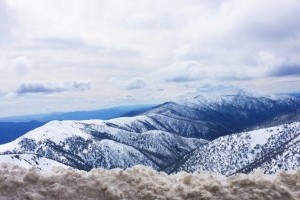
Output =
[
  {"x1": 0, "y1": 105, "x2": 152, "y2": 122},
  {"x1": 0, "y1": 93, "x2": 299, "y2": 174},
  {"x1": 0, "y1": 105, "x2": 152, "y2": 144},
  {"x1": 0, "y1": 121, "x2": 45, "y2": 144}
]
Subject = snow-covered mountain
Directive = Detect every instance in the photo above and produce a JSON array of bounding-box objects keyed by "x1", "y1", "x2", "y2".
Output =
[
  {"x1": 146, "y1": 94, "x2": 300, "y2": 139},
  {"x1": 0, "y1": 120, "x2": 206, "y2": 170},
  {"x1": 0, "y1": 93, "x2": 299, "y2": 173},
  {"x1": 166, "y1": 122, "x2": 300, "y2": 175}
]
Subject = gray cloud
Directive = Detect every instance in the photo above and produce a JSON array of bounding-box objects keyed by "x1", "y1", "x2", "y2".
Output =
[
  {"x1": 162, "y1": 62, "x2": 251, "y2": 83},
  {"x1": 241, "y1": 3, "x2": 300, "y2": 43},
  {"x1": 118, "y1": 95, "x2": 135, "y2": 102},
  {"x1": 126, "y1": 77, "x2": 146, "y2": 90},
  {"x1": 196, "y1": 84, "x2": 246, "y2": 94},
  {"x1": 166, "y1": 75, "x2": 198, "y2": 83},
  {"x1": 270, "y1": 65, "x2": 300, "y2": 77},
  {"x1": 17, "y1": 81, "x2": 91, "y2": 95},
  {"x1": 162, "y1": 62, "x2": 202, "y2": 83}
]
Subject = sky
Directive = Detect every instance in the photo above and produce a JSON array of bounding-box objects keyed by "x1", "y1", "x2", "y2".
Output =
[{"x1": 0, "y1": 0, "x2": 300, "y2": 117}]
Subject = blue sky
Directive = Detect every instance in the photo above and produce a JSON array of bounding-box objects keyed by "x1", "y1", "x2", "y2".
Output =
[{"x1": 0, "y1": 0, "x2": 300, "y2": 117}]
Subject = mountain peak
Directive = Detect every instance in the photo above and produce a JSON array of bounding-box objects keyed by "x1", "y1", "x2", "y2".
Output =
[{"x1": 176, "y1": 90, "x2": 296, "y2": 108}]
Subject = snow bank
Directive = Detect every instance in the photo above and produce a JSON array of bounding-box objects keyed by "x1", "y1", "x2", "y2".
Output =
[{"x1": 0, "y1": 164, "x2": 299, "y2": 200}]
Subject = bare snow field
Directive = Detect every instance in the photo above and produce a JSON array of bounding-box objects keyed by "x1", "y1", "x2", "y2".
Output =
[{"x1": 0, "y1": 164, "x2": 299, "y2": 200}]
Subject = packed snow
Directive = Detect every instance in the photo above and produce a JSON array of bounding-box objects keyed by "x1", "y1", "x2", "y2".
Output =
[{"x1": 0, "y1": 164, "x2": 299, "y2": 200}]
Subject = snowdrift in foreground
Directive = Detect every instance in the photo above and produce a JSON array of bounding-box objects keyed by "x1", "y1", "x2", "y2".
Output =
[{"x1": 0, "y1": 164, "x2": 299, "y2": 200}]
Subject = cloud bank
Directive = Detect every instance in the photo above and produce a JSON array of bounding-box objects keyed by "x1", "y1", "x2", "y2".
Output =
[
  {"x1": 270, "y1": 65, "x2": 300, "y2": 77},
  {"x1": 16, "y1": 81, "x2": 91, "y2": 95}
]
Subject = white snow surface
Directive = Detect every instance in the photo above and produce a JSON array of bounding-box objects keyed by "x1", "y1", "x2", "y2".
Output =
[
  {"x1": 0, "y1": 154, "x2": 68, "y2": 171},
  {"x1": 248, "y1": 127, "x2": 278, "y2": 148}
]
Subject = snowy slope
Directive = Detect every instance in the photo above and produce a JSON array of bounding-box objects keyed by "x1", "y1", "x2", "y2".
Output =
[
  {"x1": 0, "y1": 120, "x2": 206, "y2": 170},
  {"x1": 171, "y1": 122, "x2": 300, "y2": 175},
  {"x1": 0, "y1": 154, "x2": 68, "y2": 171}
]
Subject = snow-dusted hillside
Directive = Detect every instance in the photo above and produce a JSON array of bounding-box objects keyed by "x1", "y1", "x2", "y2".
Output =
[
  {"x1": 0, "y1": 93, "x2": 299, "y2": 172},
  {"x1": 143, "y1": 94, "x2": 300, "y2": 139},
  {"x1": 0, "y1": 120, "x2": 206, "y2": 170},
  {"x1": 0, "y1": 154, "x2": 68, "y2": 171},
  {"x1": 170, "y1": 122, "x2": 300, "y2": 175}
]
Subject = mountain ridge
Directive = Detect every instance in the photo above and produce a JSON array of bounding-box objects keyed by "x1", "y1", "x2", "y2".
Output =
[
  {"x1": 167, "y1": 122, "x2": 300, "y2": 175},
  {"x1": 0, "y1": 93, "x2": 299, "y2": 174},
  {"x1": 0, "y1": 105, "x2": 153, "y2": 144}
]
